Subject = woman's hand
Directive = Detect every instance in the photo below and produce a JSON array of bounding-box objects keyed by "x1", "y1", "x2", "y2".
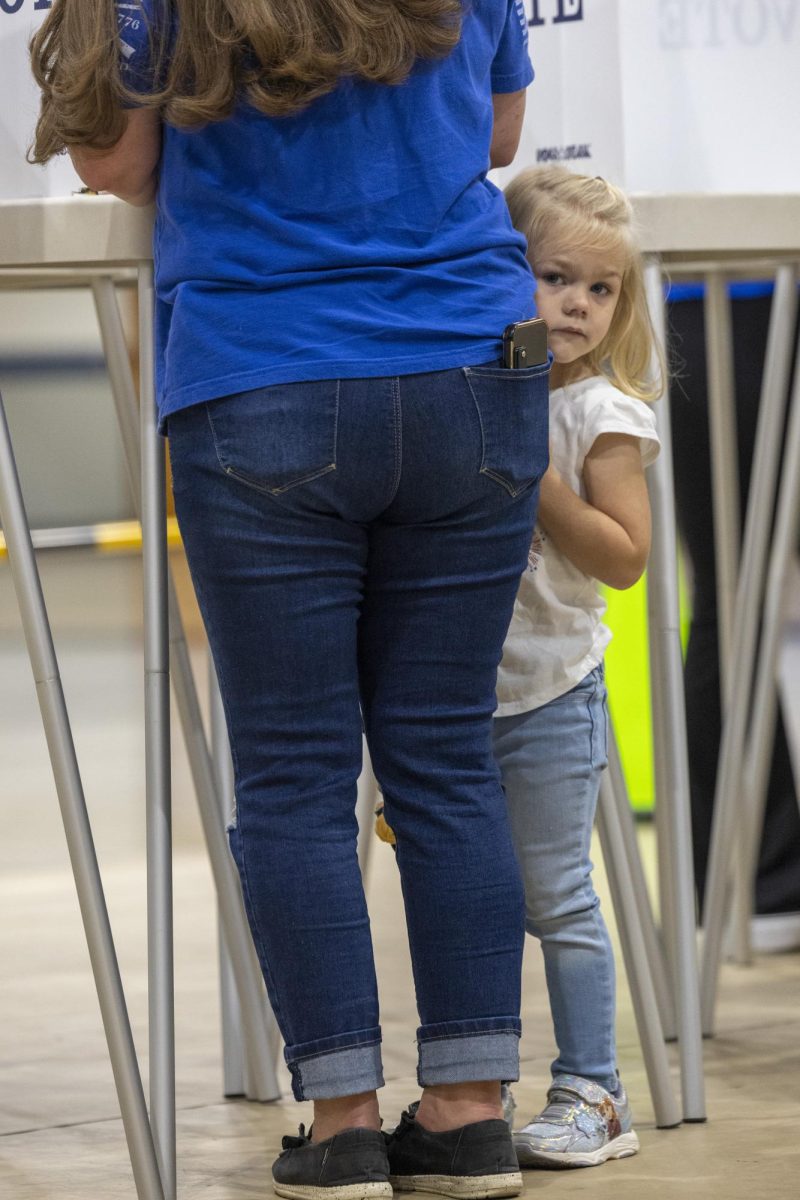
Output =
[{"x1": 69, "y1": 109, "x2": 161, "y2": 206}]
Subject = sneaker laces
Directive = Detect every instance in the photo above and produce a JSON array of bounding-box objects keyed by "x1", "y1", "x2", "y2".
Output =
[
  {"x1": 538, "y1": 1089, "x2": 581, "y2": 1125},
  {"x1": 384, "y1": 1105, "x2": 417, "y2": 1145},
  {"x1": 281, "y1": 1124, "x2": 312, "y2": 1151}
]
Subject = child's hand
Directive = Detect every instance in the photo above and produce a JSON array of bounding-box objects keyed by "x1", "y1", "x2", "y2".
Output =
[{"x1": 537, "y1": 464, "x2": 564, "y2": 531}]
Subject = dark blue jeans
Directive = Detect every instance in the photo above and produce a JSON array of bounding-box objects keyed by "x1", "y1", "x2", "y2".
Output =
[{"x1": 167, "y1": 361, "x2": 549, "y2": 1100}]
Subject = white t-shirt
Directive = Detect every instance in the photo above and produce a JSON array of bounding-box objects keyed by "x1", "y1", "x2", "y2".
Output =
[{"x1": 495, "y1": 375, "x2": 660, "y2": 717}]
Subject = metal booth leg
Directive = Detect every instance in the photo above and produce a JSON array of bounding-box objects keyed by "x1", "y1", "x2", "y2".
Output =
[
  {"x1": 739, "y1": 334, "x2": 800, "y2": 951},
  {"x1": 91, "y1": 278, "x2": 281, "y2": 1104},
  {"x1": 645, "y1": 560, "x2": 679, "y2": 1007},
  {"x1": 606, "y1": 721, "x2": 677, "y2": 1042},
  {"x1": 703, "y1": 275, "x2": 754, "y2": 966},
  {"x1": 596, "y1": 767, "x2": 681, "y2": 1129},
  {"x1": 644, "y1": 258, "x2": 707, "y2": 1122},
  {"x1": 139, "y1": 263, "x2": 176, "y2": 1200},
  {"x1": 0, "y1": 393, "x2": 165, "y2": 1200},
  {"x1": 699, "y1": 265, "x2": 798, "y2": 1035},
  {"x1": 703, "y1": 273, "x2": 741, "y2": 702}
]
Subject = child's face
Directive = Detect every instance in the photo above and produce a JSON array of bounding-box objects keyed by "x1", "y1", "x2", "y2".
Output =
[{"x1": 532, "y1": 243, "x2": 625, "y2": 371}]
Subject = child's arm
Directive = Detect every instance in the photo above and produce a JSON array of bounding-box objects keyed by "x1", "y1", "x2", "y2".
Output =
[{"x1": 536, "y1": 433, "x2": 651, "y2": 590}]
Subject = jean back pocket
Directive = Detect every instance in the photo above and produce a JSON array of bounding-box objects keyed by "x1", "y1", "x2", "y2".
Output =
[
  {"x1": 464, "y1": 360, "x2": 550, "y2": 497},
  {"x1": 206, "y1": 381, "x2": 339, "y2": 496}
]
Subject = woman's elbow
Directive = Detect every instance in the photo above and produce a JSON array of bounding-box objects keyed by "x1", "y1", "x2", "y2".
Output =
[
  {"x1": 490, "y1": 90, "x2": 526, "y2": 170},
  {"x1": 489, "y1": 141, "x2": 518, "y2": 169},
  {"x1": 72, "y1": 155, "x2": 156, "y2": 205},
  {"x1": 68, "y1": 112, "x2": 161, "y2": 204}
]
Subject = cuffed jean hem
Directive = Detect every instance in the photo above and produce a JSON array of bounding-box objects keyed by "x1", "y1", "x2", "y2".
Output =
[
  {"x1": 417, "y1": 1020, "x2": 521, "y2": 1087},
  {"x1": 285, "y1": 1032, "x2": 384, "y2": 1101}
]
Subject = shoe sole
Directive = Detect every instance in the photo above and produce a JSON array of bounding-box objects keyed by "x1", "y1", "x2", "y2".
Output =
[
  {"x1": 389, "y1": 1172, "x2": 523, "y2": 1198},
  {"x1": 513, "y1": 1130, "x2": 640, "y2": 1169},
  {"x1": 274, "y1": 1182, "x2": 393, "y2": 1200}
]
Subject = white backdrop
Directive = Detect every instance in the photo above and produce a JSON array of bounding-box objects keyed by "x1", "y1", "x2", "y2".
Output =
[
  {"x1": 2, "y1": 1, "x2": 799, "y2": 199},
  {"x1": 497, "y1": 0, "x2": 800, "y2": 193},
  {"x1": 0, "y1": 1, "x2": 79, "y2": 200}
]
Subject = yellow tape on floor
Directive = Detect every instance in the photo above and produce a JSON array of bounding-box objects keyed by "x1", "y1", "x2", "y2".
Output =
[{"x1": 0, "y1": 517, "x2": 183, "y2": 558}]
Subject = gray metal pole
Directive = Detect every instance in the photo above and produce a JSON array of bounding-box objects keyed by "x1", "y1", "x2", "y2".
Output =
[
  {"x1": 606, "y1": 723, "x2": 676, "y2": 1041},
  {"x1": 700, "y1": 265, "x2": 798, "y2": 1034},
  {"x1": 777, "y1": 613, "x2": 800, "y2": 806},
  {"x1": 0, "y1": 393, "x2": 165, "y2": 1200},
  {"x1": 597, "y1": 773, "x2": 681, "y2": 1129},
  {"x1": 92, "y1": 278, "x2": 281, "y2": 1104},
  {"x1": 139, "y1": 264, "x2": 176, "y2": 1200},
  {"x1": 703, "y1": 274, "x2": 740, "y2": 703},
  {"x1": 740, "y1": 340, "x2": 800, "y2": 935},
  {"x1": 644, "y1": 258, "x2": 706, "y2": 1122},
  {"x1": 90, "y1": 281, "x2": 141, "y2": 491},
  {"x1": 704, "y1": 274, "x2": 751, "y2": 966},
  {"x1": 645, "y1": 568, "x2": 679, "y2": 996}
]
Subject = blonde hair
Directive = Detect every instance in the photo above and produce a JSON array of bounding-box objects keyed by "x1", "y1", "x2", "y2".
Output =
[
  {"x1": 504, "y1": 166, "x2": 663, "y2": 402},
  {"x1": 30, "y1": 0, "x2": 463, "y2": 163}
]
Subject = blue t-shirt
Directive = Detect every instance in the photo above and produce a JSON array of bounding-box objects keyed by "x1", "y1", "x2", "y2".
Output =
[{"x1": 118, "y1": 2, "x2": 536, "y2": 427}]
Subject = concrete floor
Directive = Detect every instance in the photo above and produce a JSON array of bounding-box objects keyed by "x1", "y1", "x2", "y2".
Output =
[{"x1": 1, "y1": 551, "x2": 799, "y2": 1199}]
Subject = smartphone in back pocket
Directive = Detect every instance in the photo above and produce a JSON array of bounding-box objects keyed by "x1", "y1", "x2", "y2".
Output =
[{"x1": 502, "y1": 317, "x2": 549, "y2": 369}]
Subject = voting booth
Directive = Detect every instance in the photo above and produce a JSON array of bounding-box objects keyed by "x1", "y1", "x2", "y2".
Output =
[{"x1": 2, "y1": 4, "x2": 800, "y2": 1197}]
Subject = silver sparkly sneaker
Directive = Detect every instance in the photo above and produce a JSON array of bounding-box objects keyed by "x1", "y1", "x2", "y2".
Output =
[
  {"x1": 513, "y1": 1074, "x2": 639, "y2": 1168},
  {"x1": 501, "y1": 1085, "x2": 516, "y2": 1131}
]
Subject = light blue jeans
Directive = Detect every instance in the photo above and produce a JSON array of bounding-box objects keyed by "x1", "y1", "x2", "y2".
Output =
[{"x1": 492, "y1": 665, "x2": 617, "y2": 1093}]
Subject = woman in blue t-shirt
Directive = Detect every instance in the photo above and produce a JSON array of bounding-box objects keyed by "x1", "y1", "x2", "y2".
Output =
[{"x1": 32, "y1": 6, "x2": 547, "y2": 1194}]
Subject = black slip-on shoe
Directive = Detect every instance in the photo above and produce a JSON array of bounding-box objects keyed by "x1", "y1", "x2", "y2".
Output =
[
  {"x1": 386, "y1": 1107, "x2": 522, "y2": 1199},
  {"x1": 273, "y1": 1125, "x2": 392, "y2": 1200}
]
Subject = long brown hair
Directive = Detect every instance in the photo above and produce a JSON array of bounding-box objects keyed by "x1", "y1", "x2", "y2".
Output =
[
  {"x1": 505, "y1": 166, "x2": 664, "y2": 403},
  {"x1": 30, "y1": 0, "x2": 463, "y2": 163}
]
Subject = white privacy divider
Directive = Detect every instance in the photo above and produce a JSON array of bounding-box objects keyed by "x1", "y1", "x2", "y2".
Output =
[
  {"x1": 0, "y1": 1, "x2": 81, "y2": 199},
  {"x1": 495, "y1": 2, "x2": 800, "y2": 194}
]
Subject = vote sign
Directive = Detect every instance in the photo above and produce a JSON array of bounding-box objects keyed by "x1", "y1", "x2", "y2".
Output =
[{"x1": 495, "y1": 0, "x2": 800, "y2": 194}]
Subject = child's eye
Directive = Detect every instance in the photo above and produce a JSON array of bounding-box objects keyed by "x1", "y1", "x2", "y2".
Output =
[
  {"x1": 591, "y1": 282, "x2": 612, "y2": 296},
  {"x1": 540, "y1": 272, "x2": 564, "y2": 286}
]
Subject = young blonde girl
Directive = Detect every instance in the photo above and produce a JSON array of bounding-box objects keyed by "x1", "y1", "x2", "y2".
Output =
[{"x1": 494, "y1": 166, "x2": 662, "y2": 1168}]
